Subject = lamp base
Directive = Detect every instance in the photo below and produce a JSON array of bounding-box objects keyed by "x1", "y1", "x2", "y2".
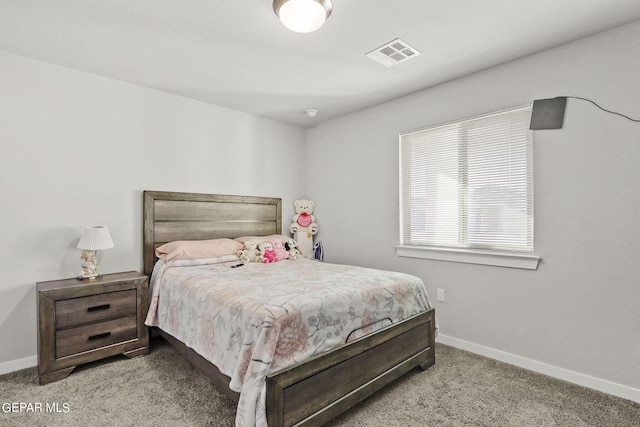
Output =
[{"x1": 78, "y1": 249, "x2": 101, "y2": 280}]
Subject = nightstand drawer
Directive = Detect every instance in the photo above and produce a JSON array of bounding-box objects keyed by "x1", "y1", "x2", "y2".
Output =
[
  {"x1": 56, "y1": 315, "x2": 138, "y2": 358},
  {"x1": 55, "y1": 289, "x2": 137, "y2": 329}
]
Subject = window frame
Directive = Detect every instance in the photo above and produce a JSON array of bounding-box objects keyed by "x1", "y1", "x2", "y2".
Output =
[{"x1": 396, "y1": 105, "x2": 540, "y2": 270}]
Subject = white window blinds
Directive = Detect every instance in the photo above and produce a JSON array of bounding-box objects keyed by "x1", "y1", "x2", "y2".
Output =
[{"x1": 399, "y1": 106, "x2": 534, "y2": 253}]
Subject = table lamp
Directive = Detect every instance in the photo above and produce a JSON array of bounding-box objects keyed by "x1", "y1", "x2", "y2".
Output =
[{"x1": 77, "y1": 225, "x2": 114, "y2": 280}]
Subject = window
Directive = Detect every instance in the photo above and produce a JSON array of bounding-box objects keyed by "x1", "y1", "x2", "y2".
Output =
[{"x1": 398, "y1": 106, "x2": 539, "y2": 269}]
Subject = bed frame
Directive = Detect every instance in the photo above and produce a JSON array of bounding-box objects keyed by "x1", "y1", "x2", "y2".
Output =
[{"x1": 143, "y1": 190, "x2": 435, "y2": 426}]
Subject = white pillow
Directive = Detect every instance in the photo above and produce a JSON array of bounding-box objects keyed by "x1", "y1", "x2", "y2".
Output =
[
  {"x1": 234, "y1": 234, "x2": 290, "y2": 244},
  {"x1": 155, "y1": 238, "x2": 244, "y2": 261},
  {"x1": 165, "y1": 254, "x2": 240, "y2": 267}
]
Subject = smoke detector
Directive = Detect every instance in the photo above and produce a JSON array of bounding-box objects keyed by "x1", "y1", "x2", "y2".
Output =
[{"x1": 366, "y1": 38, "x2": 420, "y2": 67}]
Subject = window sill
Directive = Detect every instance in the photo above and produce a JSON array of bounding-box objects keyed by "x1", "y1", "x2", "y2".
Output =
[{"x1": 395, "y1": 245, "x2": 540, "y2": 270}]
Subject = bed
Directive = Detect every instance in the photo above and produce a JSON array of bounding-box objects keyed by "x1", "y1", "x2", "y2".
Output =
[{"x1": 142, "y1": 190, "x2": 436, "y2": 426}]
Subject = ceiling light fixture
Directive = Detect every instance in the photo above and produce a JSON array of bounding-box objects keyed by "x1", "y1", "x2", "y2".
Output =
[{"x1": 273, "y1": 0, "x2": 332, "y2": 33}]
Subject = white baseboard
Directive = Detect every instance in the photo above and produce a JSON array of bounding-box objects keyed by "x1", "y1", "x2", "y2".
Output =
[
  {"x1": 436, "y1": 334, "x2": 640, "y2": 404},
  {"x1": 0, "y1": 355, "x2": 37, "y2": 376}
]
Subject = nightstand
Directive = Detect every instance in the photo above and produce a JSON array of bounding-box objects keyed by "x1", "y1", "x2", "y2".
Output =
[{"x1": 37, "y1": 271, "x2": 149, "y2": 385}]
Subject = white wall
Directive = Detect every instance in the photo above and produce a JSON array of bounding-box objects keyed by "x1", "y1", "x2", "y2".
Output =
[
  {"x1": 0, "y1": 51, "x2": 305, "y2": 368},
  {"x1": 304, "y1": 21, "x2": 640, "y2": 400}
]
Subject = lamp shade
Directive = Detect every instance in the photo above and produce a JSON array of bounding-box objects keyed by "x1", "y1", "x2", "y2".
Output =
[
  {"x1": 77, "y1": 226, "x2": 114, "y2": 251},
  {"x1": 273, "y1": 0, "x2": 332, "y2": 33}
]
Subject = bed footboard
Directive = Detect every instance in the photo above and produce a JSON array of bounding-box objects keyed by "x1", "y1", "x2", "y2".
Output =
[{"x1": 266, "y1": 308, "x2": 435, "y2": 427}]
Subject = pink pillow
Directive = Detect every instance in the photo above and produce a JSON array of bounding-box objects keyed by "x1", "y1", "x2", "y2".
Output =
[{"x1": 155, "y1": 238, "x2": 244, "y2": 261}]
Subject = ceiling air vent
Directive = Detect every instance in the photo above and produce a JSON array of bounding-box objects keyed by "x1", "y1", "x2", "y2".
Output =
[{"x1": 366, "y1": 38, "x2": 420, "y2": 67}]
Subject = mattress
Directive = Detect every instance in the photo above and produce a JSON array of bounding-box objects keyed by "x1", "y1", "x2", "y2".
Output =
[{"x1": 145, "y1": 257, "x2": 432, "y2": 426}]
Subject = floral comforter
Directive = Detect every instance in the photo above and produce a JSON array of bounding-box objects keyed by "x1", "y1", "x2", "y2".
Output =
[{"x1": 145, "y1": 258, "x2": 432, "y2": 426}]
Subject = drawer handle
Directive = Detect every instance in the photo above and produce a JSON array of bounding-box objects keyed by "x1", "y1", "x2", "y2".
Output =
[
  {"x1": 87, "y1": 304, "x2": 111, "y2": 312},
  {"x1": 88, "y1": 332, "x2": 111, "y2": 341}
]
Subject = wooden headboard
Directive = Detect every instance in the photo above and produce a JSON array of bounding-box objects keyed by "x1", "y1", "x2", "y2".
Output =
[{"x1": 143, "y1": 191, "x2": 282, "y2": 275}]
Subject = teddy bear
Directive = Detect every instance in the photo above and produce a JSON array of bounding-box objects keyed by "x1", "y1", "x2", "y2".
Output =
[
  {"x1": 289, "y1": 199, "x2": 318, "y2": 235},
  {"x1": 259, "y1": 241, "x2": 278, "y2": 263},
  {"x1": 272, "y1": 239, "x2": 289, "y2": 261},
  {"x1": 285, "y1": 238, "x2": 303, "y2": 260},
  {"x1": 238, "y1": 240, "x2": 260, "y2": 263},
  {"x1": 289, "y1": 199, "x2": 318, "y2": 258}
]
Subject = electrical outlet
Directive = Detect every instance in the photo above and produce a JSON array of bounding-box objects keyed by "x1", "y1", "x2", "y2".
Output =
[{"x1": 437, "y1": 288, "x2": 445, "y2": 302}]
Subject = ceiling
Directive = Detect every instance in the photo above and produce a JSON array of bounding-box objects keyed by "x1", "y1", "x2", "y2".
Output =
[{"x1": 2, "y1": 0, "x2": 640, "y2": 127}]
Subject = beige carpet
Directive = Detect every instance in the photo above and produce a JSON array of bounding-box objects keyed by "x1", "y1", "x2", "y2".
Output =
[{"x1": 1, "y1": 340, "x2": 638, "y2": 426}]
